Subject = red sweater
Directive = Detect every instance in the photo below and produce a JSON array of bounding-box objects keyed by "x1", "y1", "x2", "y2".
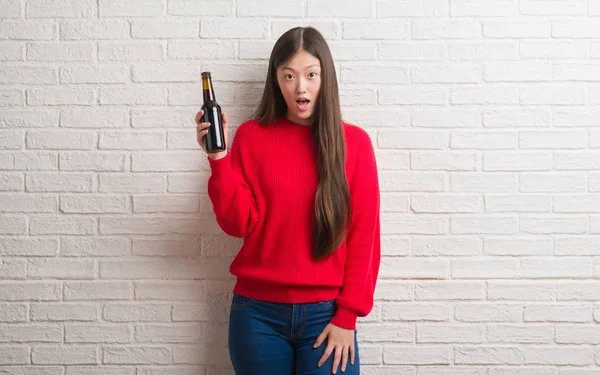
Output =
[{"x1": 207, "y1": 117, "x2": 380, "y2": 330}]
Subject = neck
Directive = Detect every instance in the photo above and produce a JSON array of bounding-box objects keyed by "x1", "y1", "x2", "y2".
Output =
[{"x1": 285, "y1": 113, "x2": 313, "y2": 126}]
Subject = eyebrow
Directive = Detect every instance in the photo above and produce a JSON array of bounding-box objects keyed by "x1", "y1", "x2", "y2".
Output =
[{"x1": 281, "y1": 64, "x2": 321, "y2": 72}]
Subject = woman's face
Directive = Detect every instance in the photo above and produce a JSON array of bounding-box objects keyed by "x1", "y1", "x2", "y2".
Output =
[{"x1": 276, "y1": 49, "x2": 322, "y2": 126}]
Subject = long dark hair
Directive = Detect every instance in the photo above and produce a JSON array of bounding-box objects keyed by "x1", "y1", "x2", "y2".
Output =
[{"x1": 253, "y1": 27, "x2": 351, "y2": 261}]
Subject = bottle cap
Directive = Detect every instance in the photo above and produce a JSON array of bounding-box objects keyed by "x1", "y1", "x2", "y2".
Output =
[{"x1": 201, "y1": 71, "x2": 211, "y2": 76}]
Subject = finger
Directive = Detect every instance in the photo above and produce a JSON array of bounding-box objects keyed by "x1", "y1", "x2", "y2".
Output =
[
  {"x1": 222, "y1": 111, "x2": 228, "y2": 127},
  {"x1": 318, "y1": 344, "x2": 334, "y2": 368},
  {"x1": 341, "y1": 346, "x2": 348, "y2": 373},
  {"x1": 350, "y1": 344, "x2": 355, "y2": 365},
  {"x1": 314, "y1": 332, "x2": 326, "y2": 348},
  {"x1": 195, "y1": 110, "x2": 204, "y2": 123},
  {"x1": 332, "y1": 346, "x2": 342, "y2": 374}
]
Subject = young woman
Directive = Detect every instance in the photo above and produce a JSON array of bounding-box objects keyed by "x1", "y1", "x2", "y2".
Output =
[{"x1": 195, "y1": 26, "x2": 380, "y2": 375}]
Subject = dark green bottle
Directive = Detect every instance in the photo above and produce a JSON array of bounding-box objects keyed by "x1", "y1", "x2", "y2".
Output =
[{"x1": 201, "y1": 71, "x2": 226, "y2": 153}]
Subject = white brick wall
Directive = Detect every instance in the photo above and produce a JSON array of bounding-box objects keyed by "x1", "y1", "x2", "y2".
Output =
[{"x1": 1, "y1": 0, "x2": 600, "y2": 373}]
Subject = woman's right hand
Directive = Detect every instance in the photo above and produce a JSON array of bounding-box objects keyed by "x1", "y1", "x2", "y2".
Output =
[{"x1": 195, "y1": 109, "x2": 228, "y2": 160}]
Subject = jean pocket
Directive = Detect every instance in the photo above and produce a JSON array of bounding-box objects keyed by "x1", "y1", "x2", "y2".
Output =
[
  {"x1": 231, "y1": 293, "x2": 255, "y2": 308},
  {"x1": 316, "y1": 299, "x2": 336, "y2": 312}
]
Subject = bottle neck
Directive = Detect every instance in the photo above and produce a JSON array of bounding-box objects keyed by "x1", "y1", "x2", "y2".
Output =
[{"x1": 202, "y1": 76, "x2": 216, "y2": 102}]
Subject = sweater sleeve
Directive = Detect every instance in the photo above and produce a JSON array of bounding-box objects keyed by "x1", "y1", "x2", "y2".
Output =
[
  {"x1": 207, "y1": 125, "x2": 259, "y2": 238},
  {"x1": 330, "y1": 128, "x2": 381, "y2": 331}
]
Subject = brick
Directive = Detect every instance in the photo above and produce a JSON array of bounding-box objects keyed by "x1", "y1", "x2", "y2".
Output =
[
  {"x1": 450, "y1": 42, "x2": 518, "y2": 60},
  {"x1": 523, "y1": 0, "x2": 585, "y2": 15},
  {"x1": 455, "y1": 304, "x2": 522, "y2": 322},
  {"x1": 484, "y1": 62, "x2": 551, "y2": 82},
  {"x1": 133, "y1": 238, "x2": 198, "y2": 257},
  {"x1": 0, "y1": 238, "x2": 58, "y2": 256},
  {"x1": 485, "y1": 236, "x2": 553, "y2": 255},
  {"x1": 382, "y1": 303, "x2": 449, "y2": 322},
  {"x1": 451, "y1": 130, "x2": 517, "y2": 149},
  {"x1": 99, "y1": 86, "x2": 166, "y2": 105},
  {"x1": 31, "y1": 303, "x2": 97, "y2": 321},
  {"x1": 132, "y1": 21, "x2": 198, "y2": 39},
  {"x1": 0, "y1": 89, "x2": 24, "y2": 106},
  {"x1": 483, "y1": 109, "x2": 550, "y2": 128},
  {"x1": 172, "y1": 344, "x2": 230, "y2": 365},
  {"x1": 0, "y1": 41, "x2": 24, "y2": 60},
  {"x1": 307, "y1": 0, "x2": 371, "y2": 17},
  {"x1": 60, "y1": 195, "x2": 128, "y2": 214},
  {"x1": 339, "y1": 87, "x2": 377, "y2": 106},
  {"x1": 412, "y1": 237, "x2": 481, "y2": 256},
  {"x1": 60, "y1": 20, "x2": 129, "y2": 40},
  {"x1": 167, "y1": 173, "x2": 208, "y2": 193},
  {"x1": 450, "y1": 173, "x2": 517, "y2": 193},
  {"x1": 26, "y1": 0, "x2": 96, "y2": 18},
  {"x1": 99, "y1": 0, "x2": 164, "y2": 17},
  {"x1": 272, "y1": 21, "x2": 341, "y2": 40},
  {"x1": 0, "y1": 130, "x2": 23, "y2": 149},
  {"x1": 132, "y1": 152, "x2": 202, "y2": 172},
  {"x1": 379, "y1": 171, "x2": 445, "y2": 192},
  {"x1": 412, "y1": 64, "x2": 481, "y2": 83},
  {"x1": 99, "y1": 174, "x2": 165, "y2": 193},
  {"x1": 521, "y1": 40, "x2": 588, "y2": 59},
  {"x1": 167, "y1": 130, "x2": 200, "y2": 150},
  {"x1": 452, "y1": 217, "x2": 518, "y2": 234},
  {"x1": 524, "y1": 346, "x2": 592, "y2": 365},
  {"x1": 60, "y1": 65, "x2": 129, "y2": 84},
  {"x1": 341, "y1": 65, "x2": 409, "y2": 84},
  {"x1": 135, "y1": 323, "x2": 203, "y2": 343},
  {"x1": 0, "y1": 346, "x2": 30, "y2": 365},
  {"x1": 413, "y1": 109, "x2": 481, "y2": 128},
  {"x1": 168, "y1": 40, "x2": 235, "y2": 59},
  {"x1": 377, "y1": 0, "x2": 447, "y2": 17},
  {"x1": 554, "y1": 63, "x2": 600, "y2": 81},
  {"x1": 66, "y1": 368, "x2": 134, "y2": 375},
  {"x1": 61, "y1": 109, "x2": 128, "y2": 128},
  {"x1": 452, "y1": 259, "x2": 519, "y2": 279},
  {"x1": 555, "y1": 152, "x2": 600, "y2": 170},
  {"x1": 239, "y1": 0, "x2": 302, "y2": 16},
  {"x1": 1, "y1": 369, "x2": 65, "y2": 375},
  {"x1": 1, "y1": 110, "x2": 59, "y2": 128},
  {"x1": 519, "y1": 130, "x2": 588, "y2": 149},
  {"x1": 521, "y1": 86, "x2": 585, "y2": 105},
  {"x1": 101, "y1": 259, "x2": 205, "y2": 279},
  {"x1": 412, "y1": 20, "x2": 481, "y2": 39},
  {"x1": 0, "y1": 215, "x2": 27, "y2": 234},
  {"x1": 134, "y1": 281, "x2": 204, "y2": 301},
  {"x1": 378, "y1": 42, "x2": 444, "y2": 61},
  {"x1": 66, "y1": 324, "x2": 131, "y2": 343},
  {"x1": 412, "y1": 152, "x2": 477, "y2": 171},
  {"x1": 485, "y1": 195, "x2": 551, "y2": 213},
  {"x1": 28, "y1": 42, "x2": 94, "y2": 61},
  {"x1": 168, "y1": 0, "x2": 233, "y2": 16},
  {"x1": 132, "y1": 62, "x2": 199, "y2": 83},
  {"x1": 0, "y1": 259, "x2": 27, "y2": 279},
  {"x1": 201, "y1": 19, "x2": 267, "y2": 39},
  {"x1": 455, "y1": 346, "x2": 523, "y2": 365},
  {"x1": 99, "y1": 41, "x2": 164, "y2": 61},
  {"x1": 133, "y1": 194, "x2": 198, "y2": 213},
  {"x1": 0, "y1": 173, "x2": 23, "y2": 191},
  {"x1": 411, "y1": 194, "x2": 480, "y2": 213},
  {"x1": 64, "y1": 281, "x2": 132, "y2": 300},
  {"x1": 103, "y1": 303, "x2": 171, "y2": 322},
  {"x1": 0, "y1": 21, "x2": 55, "y2": 40},
  {"x1": 0, "y1": 66, "x2": 56, "y2": 84},
  {"x1": 488, "y1": 282, "x2": 555, "y2": 301},
  {"x1": 102, "y1": 346, "x2": 171, "y2": 365},
  {"x1": 556, "y1": 238, "x2": 600, "y2": 255},
  {"x1": 484, "y1": 21, "x2": 550, "y2": 38},
  {"x1": 553, "y1": 20, "x2": 600, "y2": 38},
  {"x1": 26, "y1": 131, "x2": 95, "y2": 150},
  {"x1": 32, "y1": 346, "x2": 97, "y2": 365},
  {"x1": 172, "y1": 302, "x2": 228, "y2": 322},
  {"x1": 483, "y1": 152, "x2": 552, "y2": 171},
  {"x1": 26, "y1": 173, "x2": 93, "y2": 192},
  {"x1": 28, "y1": 259, "x2": 96, "y2": 279},
  {"x1": 61, "y1": 237, "x2": 130, "y2": 257},
  {"x1": 59, "y1": 152, "x2": 127, "y2": 172},
  {"x1": 452, "y1": 87, "x2": 519, "y2": 105},
  {"x1": 28, "y1": 87, "x2": 95, "y2": 106},
  {"x1": 418, "y1": 324, "x2": 485, "y2": 343},
  {"x1": 0, "y1": 282, "x2": 61, "y2": 301},
  {"x1": 342, "y1": 20, "x2": 406, "y2": 39},
  {"x1": 521, "y1": 217, "x2": 588, "y2": 235},
  {"x1": 138, "y1": 368, "x2": 206, "y2": 375},
  {"x1": 520, "y1": 173, "x2": 587, "y2": 193},
  {"x1": 0, "y1": 323, "x2": 62, "y2": 342},
  {"x1": 380, "y1": 257, "x2": 446, "y2": 279},
  {"x1": 383, "y1": 346, "x2": 450, "y2": 365},
  {"x1": 100, "y1": 218, "x2": 166, "y2": 235},
  {"x1": 0, "y1": 0, "x2": 22, "y2": 18},
  {"x1": 525, "y1": 304, "x2": 592, "y2": 323},
  {"x1": 0, "y1": 303, "x2": 28, "y2": 322},
  {"x1": 29, "y1": 217, "x2": 96, "y2": 235},
  {"x1": 451, "y1": 0, "x2": 517, "y2": 16},
  {"x1": 379, "y1": 87, "x2": 447, "y2": 105}
]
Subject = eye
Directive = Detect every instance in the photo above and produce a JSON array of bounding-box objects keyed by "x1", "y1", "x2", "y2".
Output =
[
  {"x1": 285, "y1": 74, "x2": 294, "y2": 80},
  {"x1": 308, "y1": 72, "x2": 318, "y2": 78}
]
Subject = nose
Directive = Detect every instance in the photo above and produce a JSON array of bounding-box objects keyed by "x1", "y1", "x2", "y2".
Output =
[{"x1": 296, "y1": 77, "x2": 307, "y2": 94}]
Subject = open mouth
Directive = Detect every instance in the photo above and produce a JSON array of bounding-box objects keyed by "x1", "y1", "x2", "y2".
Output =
[{"x1": 296, "y1": 98, "x2": 310, "y2": 111}]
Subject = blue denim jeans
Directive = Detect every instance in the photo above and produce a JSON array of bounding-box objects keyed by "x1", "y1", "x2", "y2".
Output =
[{"x1": 228, "y1": 294, "x2": 360, "y2": 375}]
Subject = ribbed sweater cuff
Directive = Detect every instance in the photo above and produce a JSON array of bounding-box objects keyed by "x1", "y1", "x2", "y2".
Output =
[
  {"x1": 207, "y1": 153, "x2": 231, "y2": 177},
  {"x1": 330, "y1": 306, "x2": 358, "y2": 331}
]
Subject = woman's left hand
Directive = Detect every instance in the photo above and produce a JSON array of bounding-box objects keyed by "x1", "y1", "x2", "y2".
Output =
[{"x1": 314, "y1": 323, "x2": 355, "y2": 374}]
